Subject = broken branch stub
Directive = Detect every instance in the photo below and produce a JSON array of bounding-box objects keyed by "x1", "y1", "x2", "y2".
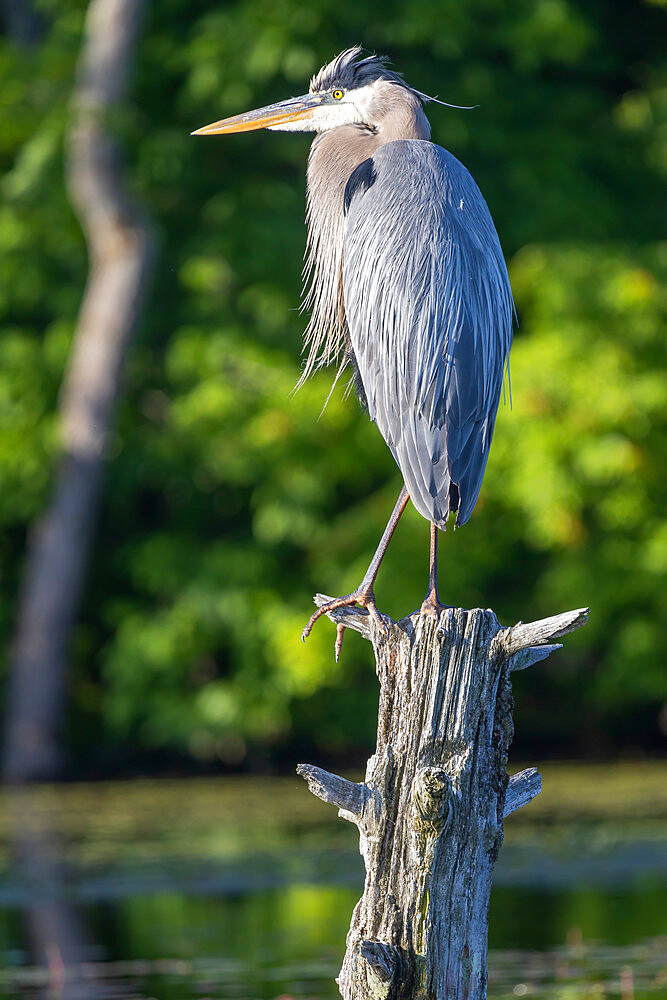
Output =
[{"x1": 298, "y1": 603, "x2": 587, "y2": 1000}]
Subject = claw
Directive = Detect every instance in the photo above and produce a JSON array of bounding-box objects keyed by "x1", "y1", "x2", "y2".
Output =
[
  {"x1": 367, "y1": 602, "x2": 388, "y2": 635},
  {"x1": 301, "y1": 587, "x2": 387, "y2": 653},
  {"x1": 335, "y1": 623, "x2": 345, "y2": 661},
  {"x1": 302, "y1": 593, "x2": 356, "y2": 642}
]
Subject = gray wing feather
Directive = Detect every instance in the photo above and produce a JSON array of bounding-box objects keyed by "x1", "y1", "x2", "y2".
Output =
[{"x1": 343, "y1": 140, "x2": 514, "y2": 528}]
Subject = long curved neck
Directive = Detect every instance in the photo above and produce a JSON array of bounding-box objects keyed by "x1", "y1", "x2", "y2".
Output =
[
  {"x1": 299, "y1": 89, "x2": 430, "y2": 385},
  {"x1": 308, "y1": 88, "x2": 431, "y2": 207}
]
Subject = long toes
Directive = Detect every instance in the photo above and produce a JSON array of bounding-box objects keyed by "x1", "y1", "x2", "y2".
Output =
[
  {"x1": 302, "y1": 591, "x2": 389, "y2": 644},
  {"x1": 302, "y1": 594, "x2": 356, "y2": 642},
  {"x1": 334, "y1": 624, "x2": 346, "y2": 661},
  {"x1": 302, "y1": 607, "x2": 325, "y2": 642},
  {"x1": 367, "y1": 602, "x2": 388, "y2": 635}
]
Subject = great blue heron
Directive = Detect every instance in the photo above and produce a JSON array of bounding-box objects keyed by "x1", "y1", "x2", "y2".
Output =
[{"x1": 193, "y1": 47, "x2": 514, "y2": 657}]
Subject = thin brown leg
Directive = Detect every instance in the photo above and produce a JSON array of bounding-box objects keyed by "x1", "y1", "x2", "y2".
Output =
[
  {"x1": 420, "y1": 522, "x2": 446, "y2": 616},
  {"x1": 302, "y1": 485, "x2": 410, "y2": 650}
]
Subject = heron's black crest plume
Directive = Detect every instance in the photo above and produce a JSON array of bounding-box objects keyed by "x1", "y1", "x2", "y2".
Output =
[
  {"x1": 309, "y1": 47, "x2": 475, "y2": 110},
  {"x1": 310, "y1": 45, "x2": 435, "y2": 101},
  {"x1": 310, "y1": 46, "x2": 416, "y2": 96}
]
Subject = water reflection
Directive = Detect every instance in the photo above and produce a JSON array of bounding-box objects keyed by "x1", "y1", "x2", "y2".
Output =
[
  {"x1": 0, "y1": 770, "x2": 665, "y2": 1000},
  {"x1": 4, "y1": 788, "x2": 102, "y2": 999}
]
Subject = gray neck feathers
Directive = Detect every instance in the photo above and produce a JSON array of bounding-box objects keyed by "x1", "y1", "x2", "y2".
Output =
[{"x1": 298, "y1": 85, "x2": 431, "y2": 387}]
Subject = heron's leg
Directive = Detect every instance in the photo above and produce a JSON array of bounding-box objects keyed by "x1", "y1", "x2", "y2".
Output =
[
  {"x1": 301, "y1": 485, "x2": 409, "y2": 652},
  {"x1": 420, "y1": 522, "x2": 446, "y2": 616}
]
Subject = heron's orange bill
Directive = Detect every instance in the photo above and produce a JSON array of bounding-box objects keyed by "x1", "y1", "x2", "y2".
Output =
[{"x1": 191, "y1": 94, "x2": 321, "y2": 136}]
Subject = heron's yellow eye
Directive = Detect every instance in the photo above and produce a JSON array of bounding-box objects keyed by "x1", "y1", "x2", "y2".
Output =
[{"x1": 332, "y1": 89, "x2": 344, "y2": 100}]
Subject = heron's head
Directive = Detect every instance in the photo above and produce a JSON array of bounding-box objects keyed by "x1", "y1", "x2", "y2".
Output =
[{"x1": 192, "y1": 47, "x2": 435, "y2": 138}]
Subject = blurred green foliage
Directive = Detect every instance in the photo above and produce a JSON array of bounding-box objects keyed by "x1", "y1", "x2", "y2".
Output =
[{"x1": 0, "y1": 0, "x2": 665, "y2": 771}]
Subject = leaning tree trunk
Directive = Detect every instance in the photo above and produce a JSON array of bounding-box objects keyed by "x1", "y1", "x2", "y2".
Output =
[
  {"x1": 3, "y1": 0, "x2": 153, "y2": 783},
  {"x1": 298, "y1": 599, "x2": 588, "y2": 1000}
]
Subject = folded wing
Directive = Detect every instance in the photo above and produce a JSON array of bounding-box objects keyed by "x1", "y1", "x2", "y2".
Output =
[{"x1": 343, "y1": 140, "x2": 514, "y2": 527}]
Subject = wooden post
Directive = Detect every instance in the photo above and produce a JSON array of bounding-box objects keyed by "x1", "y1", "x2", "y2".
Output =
[{"x1": 298, "y1": 598, "x2": 588, "y2": 1000}]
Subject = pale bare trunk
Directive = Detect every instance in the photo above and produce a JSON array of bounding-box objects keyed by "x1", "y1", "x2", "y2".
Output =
[{"x1": 3, "y1": 0, "x2": 153, "y2": 783}]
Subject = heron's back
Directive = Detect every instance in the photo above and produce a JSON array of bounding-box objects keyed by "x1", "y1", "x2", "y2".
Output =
[{"x1": 343, "y1": 140, "x2": 514, "y2": 527}]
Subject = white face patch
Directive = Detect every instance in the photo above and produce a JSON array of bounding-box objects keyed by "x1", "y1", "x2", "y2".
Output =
[
  {"x1": 268, "y1": 114, "x2": 321, "y2": 132},
  {"x1": 268, "y1": 85, "x2": 378, "y2": 133},
  {"x1": 345, "y1": 84, "x2": 381, "y2": 127}
]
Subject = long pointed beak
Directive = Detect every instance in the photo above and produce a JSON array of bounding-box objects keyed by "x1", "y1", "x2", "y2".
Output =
[{"x1": 191, "y1": 93, "x2": 323, "y2": 136}]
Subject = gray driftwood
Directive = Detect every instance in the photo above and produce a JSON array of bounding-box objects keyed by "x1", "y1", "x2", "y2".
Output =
[{"x1": 298, "y1": 599, "x2": 588, "y2": 1000}]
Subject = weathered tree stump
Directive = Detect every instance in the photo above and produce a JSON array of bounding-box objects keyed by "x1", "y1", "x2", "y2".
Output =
[{"x1": 298, "y1": 599, "x2": 588, "y2": 1000}]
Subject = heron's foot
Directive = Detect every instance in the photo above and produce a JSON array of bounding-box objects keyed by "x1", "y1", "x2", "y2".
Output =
[
  {"x1": 301, "y1": 586, "x2": 388, "y2": 657},
  {"x1": 420, "y1": 586, "x2": 447, "y2": 618}
]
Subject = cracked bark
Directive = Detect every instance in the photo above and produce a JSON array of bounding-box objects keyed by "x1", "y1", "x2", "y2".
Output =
[{"x1": 299, "y1": 600, "x2": 588, "y2": 1000}]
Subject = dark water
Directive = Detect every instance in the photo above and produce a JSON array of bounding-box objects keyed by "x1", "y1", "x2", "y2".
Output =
[{"x1": 0, "y1": 767, "x2": 665, "y2": 999}]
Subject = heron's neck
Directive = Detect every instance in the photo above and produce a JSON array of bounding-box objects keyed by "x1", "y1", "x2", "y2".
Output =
[
  {"x1": 307, "y1": 97, "x2": 430, "y2": 212},
  {"x1": 300, "y1": 95, "x2": 430, "y2": 384},
  {"x1": 306, "y1": 124, "x2": 381, "y2": 254}
]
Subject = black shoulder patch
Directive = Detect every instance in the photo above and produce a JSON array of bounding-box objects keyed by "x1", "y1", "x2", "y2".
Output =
[
  {"x1": 344, "y1": 346, "x2": 368, "y2": 410},
  {"x1": 344, "y1": 158, "x2": 377, "y2": 215}
]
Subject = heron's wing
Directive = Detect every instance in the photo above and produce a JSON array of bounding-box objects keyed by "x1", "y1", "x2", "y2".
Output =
[{"x1": 343, "y1": 140, "x2": 514, "y2": 527}]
